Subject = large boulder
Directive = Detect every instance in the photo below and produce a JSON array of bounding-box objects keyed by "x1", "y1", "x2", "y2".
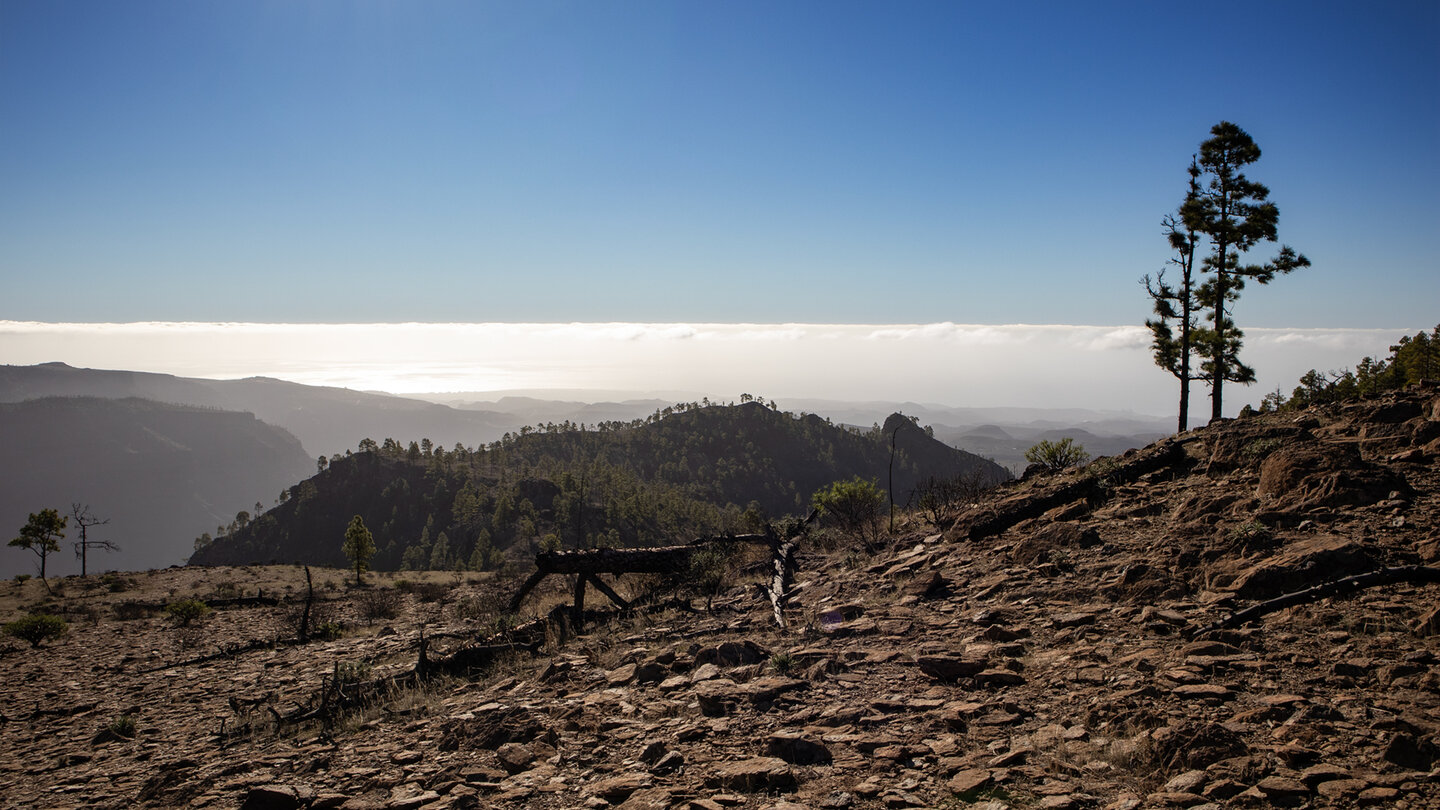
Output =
[
  {"x1": 705, "y1": 757, "x2": 798, "y2": 792},
  {"x1": 1229, "y1": 535, "x2": 1376, "y2": 599},
  {"x1": 1257, "y1": 443, "x2": 1406, "y2": 512}
]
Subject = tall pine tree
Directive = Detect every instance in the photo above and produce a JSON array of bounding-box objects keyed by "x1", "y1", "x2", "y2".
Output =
[
  {"x1": 1145, "y1": 158, "x2": 1207, "y2": 432},
  {"x1": 1192, "y1": 121, "x2": 1310, "y2": 421}
]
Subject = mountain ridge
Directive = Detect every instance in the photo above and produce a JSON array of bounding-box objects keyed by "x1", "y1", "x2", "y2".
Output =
[
  {"x1": 0, "y1": 396, "x2": 314, "y2": 577},
  {"x1": 190, "y1": 400, "x2": 1010, "y2": 570}
]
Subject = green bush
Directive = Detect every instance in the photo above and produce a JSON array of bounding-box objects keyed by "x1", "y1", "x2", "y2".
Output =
[
  {"x1": 1024, "y1": 438, "x2": 1091, "y2": 472},
  {"x1": 211, "y1": 580, "x2": 241, "y2": 600},
  {"x1": 312, "y1": 621, "x2": 344, "y2": 640},
  {"x1": 812, "y1": 477, "x2": 886, "y2": 549},
  {"x1": 108, "y1": 714, "x2": 137, "y2": 739},
  {"x1": 165, "y1": 598, "x2": 211, "y2": 626},
  {"x1": 689, "y1": 544, "x2": 731, "y2": 589},
  {"x1": 4, "y1": 613, "x2": 68, "y2": 648},
  {"x1": 1226, "y1": 520, "x2": 1276, "y2": 552},
  {"x1": 769, "y1": 651, "x2": 796, "y2": 675},
  {"x1": 333, "y1": 660, "x2": 372, "y2": 684}
]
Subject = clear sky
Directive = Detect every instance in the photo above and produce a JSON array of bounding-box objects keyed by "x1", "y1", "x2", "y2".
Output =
[{"x1": 1, "y1": 2, "x2": 1436, "y2": 414}]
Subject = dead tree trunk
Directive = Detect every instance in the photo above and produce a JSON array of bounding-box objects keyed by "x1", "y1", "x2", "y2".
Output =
[
  {"x1": 769, "y1": 539, "x2": 798, "y2": 628},
  {"x1": 1193, "y1": 564, "x2": 1440, "y2": 637},
  {"x1": 299, "y1": 566, "x2": 314, "y2": 641},
  {"x1": 953, "y1": 440, "x2": 1186, "y2": 542}
]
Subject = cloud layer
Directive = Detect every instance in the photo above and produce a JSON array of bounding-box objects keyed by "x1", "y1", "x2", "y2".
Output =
[{"x1": 0, "y1": 321, "x2": 1415, "y2": 417}]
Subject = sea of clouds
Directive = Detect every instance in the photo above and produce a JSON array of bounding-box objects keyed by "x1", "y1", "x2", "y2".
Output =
[{"x1": 0, "y1": 321, "x2": 1415, "y2": 417}]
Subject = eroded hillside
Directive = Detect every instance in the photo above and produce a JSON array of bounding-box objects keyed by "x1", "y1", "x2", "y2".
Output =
[{"x1": 1, "y1": 384, "x2": 1438, "y2": 809}]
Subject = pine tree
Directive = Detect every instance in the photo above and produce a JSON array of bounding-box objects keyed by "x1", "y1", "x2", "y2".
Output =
[
  {"x1": 428, "y1": 531, "x2": 452, "y2": 570},
  {"x1": 342, "y1": 515, "x2": 375, "y2": 586},
  {"x1": 10, "y1": 509, "x2": 67, "y2": 592},
  {"x1": 1192, "y1": 121, "x2": 1310, "y2": 421},
  {"x1": 1145, "y1": 158, "x2": 1208, "y2": 431}
]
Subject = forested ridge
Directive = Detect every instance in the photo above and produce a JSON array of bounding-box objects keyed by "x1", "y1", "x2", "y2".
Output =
[{"x1": 188, "y1": 400, "x2": 1009, "y2": 571}]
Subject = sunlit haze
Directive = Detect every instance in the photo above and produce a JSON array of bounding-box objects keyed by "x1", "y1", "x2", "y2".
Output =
[{"x1": 0, "y1": 321, "x2": 1413, "y2": 420}]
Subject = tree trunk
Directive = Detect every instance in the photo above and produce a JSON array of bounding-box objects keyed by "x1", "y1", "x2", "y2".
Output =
[
  {"x1": 571, "y1": 574, "x2": 587, "y2": 629},
  {"x1": 533, "y1": 545, "x2": 702, "y2": 575},
  {"x1": 1178, "y1": 374, "x2": 1190, "y2": 433},
  {"x1": 1193, "y1": 565, "x2": 1440, "y2": 637},
  {"x1": 1178, "y1": 246, "x2": 1194, "y2": 432},
  {"x1": 300, "y1": 566, "x2": 314, "y2": 640},
  {"x1": 1210, "y1": 262, "x2": 1228, "y2": 423}
]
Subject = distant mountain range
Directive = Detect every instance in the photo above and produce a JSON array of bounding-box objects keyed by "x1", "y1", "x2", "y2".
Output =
[
  {"x1": 0, "y1": 397, "x2": 313, "y2": 577},
  {"x1": 0, "y1": 363, "x2": 1170, "y2": 575},
  {"x1": 1, "y1": 365, "x2": 1171, "y2": 473},
  {"x1": 0, "y1": 362, "x2": 515, "y2": 459},
  {"x1": 769, "y1": 398, "x2": 1173, "y2": 473}
]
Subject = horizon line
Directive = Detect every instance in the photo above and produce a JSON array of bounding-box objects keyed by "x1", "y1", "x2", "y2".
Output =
[{"x1": 0, "y1": 319, "x2": 1420, "y2": 332}]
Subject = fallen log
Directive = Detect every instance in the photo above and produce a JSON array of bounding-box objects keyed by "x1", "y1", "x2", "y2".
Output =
[
  {"x1": 508, "y1": 512, "x2": 817, "y2": 629},
  {"x1": 1192, "y1": 564, "x2": 1440, "y2": 637}
]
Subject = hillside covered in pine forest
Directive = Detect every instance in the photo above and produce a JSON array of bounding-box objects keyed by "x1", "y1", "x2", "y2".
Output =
[{"x1": 189, "y1": 400, "x2": 1010, "y2": 570}]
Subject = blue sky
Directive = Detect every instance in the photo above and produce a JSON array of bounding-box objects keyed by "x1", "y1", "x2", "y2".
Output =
[{"x1": 3, "y1": 0, "x2": 1435, "y2": 327}]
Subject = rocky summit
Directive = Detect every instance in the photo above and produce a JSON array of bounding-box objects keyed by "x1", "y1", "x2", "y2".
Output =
[{"x1": 3, "y1": 384, "x2": 1439, "y2": 810}]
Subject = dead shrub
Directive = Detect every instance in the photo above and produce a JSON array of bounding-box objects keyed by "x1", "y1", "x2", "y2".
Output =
[
  {"x1": 112, "y1": 601, "x2": 152, "y2": 621},
  {"x1": 409, "y1": 580, "x2": 452, "y2": 603},
  {"x1": 356, "y1": 588, "x2": 403, "y2": 625}
]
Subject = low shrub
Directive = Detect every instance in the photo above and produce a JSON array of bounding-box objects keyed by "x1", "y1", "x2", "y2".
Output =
[
  {"x1": 312, "y1": 621, "x2": 344, "y2": 640},
  {"x1": 165, "y1": 598, "x2": 212, "y2": 627},
  {"x1": 769, "y1": 651, "x2": 796, "y2": 675},
  {"x1": 4, "y1": 613, "x2": 69, "y2": 648},
  {"x1": 211, "y1": 580, "x2": 241, "y2": 600},
  {"x1": 113, "y1": 601, "x2": 151, "y2": 621},
  {"x1": 108, "y1": 714, "x2": 137, "y2": 739},
  {"x1": 333, "y1": 660, "x2": 372, "y2": 684},
  {"x1": 356, "y1": 588, "x2": 403, "y2": 625},
  {"x1": 410, "y1": 581, "x2": 451, "y2": 603},
  {"x1": 1024, "y1": 438, "x2": 1091, "y2": 472}
]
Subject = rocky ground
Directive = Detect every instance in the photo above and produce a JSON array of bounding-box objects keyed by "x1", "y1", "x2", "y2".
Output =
[{"x1": 2, "y1": 384, "x2": 1439, "y2": 810}]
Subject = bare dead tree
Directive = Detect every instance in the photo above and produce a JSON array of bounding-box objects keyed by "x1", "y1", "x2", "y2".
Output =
[{"x1": 70, "y1": 503, "x2": 115, "y2": 577}]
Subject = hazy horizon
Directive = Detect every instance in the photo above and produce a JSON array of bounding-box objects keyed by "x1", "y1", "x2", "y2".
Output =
[{"x1": 2, "y1": 320, "x2": 1417, "y2": 421}]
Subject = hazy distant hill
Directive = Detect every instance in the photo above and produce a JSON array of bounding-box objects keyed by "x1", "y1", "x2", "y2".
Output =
[
  {"x1": 0, "y1": 363, "x2": 515, "y2": 458},
  {"x1": 191, "y1": 401, "x2": 1010, "y2": 570},
  {"x1": 0, "y1": 397, "x2": 314, "y2": 577},
  {"x1": 934, "y1": 424, "x2": 1171, "y2": 475},
  {"x1": 428, "y1": 394, "x2": 675, "y2": 426},
  {"x1": 770, "y1": 398, "x2": 1172, "y2": 474},
  {"x1": 0, "y1": 364, "x2": 1171, "y2": 476}
]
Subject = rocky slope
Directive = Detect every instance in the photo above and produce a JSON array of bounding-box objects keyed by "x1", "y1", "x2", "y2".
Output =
[{"x1": 1, "y1": 384, "x2": 1438, "y2": 809}]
